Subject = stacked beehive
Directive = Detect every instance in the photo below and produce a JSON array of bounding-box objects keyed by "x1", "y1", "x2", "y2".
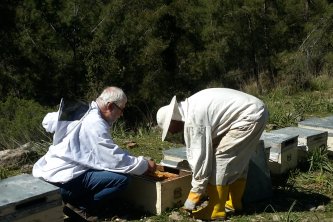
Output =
[
  {"x1": 298, "y1": 116, "x2": 333, "y2": 156},
  {"x1": 269, "y1": 127, "x2": 328, "y2": 163}
]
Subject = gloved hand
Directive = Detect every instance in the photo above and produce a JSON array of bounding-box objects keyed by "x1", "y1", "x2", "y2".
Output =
[{"x1": 183, "y1": 191, "x2": 202, "y2": 211}]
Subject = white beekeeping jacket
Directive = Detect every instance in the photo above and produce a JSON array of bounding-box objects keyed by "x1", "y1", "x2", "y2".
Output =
[{"x1": 33, "y1": 101, "x2": 148, "y2": 183}]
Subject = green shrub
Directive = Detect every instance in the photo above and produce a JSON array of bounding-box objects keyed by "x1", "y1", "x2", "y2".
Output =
[
  {"x1": 0, "y1": 96, "x2": 52, "y2": 149},
  {"x1": 308, "y1": 147, "x2": 333, "y2": 173}
]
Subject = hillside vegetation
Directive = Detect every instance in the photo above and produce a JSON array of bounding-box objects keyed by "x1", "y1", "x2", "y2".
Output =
[{"x1": 1, "y1": 0, "x2": 333, "y2": 126}]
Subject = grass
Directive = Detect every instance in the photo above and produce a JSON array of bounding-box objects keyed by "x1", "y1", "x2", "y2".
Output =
[{"x1": 114, "y1": 127, "x2": 183, "y2": 162}]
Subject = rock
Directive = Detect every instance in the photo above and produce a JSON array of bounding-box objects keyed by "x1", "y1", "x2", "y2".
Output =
[
  {"x1": 251, "y1": 216, "x2": 265, "y2": 221},
  {"x1": 113, "y1": 219, "x2": 127, "y2": 222},
  {"x1": 0, "y1": 145, "x2": 39, "y2": 169},
  {"x1": 169, "y1": 211, "x2": 183, "y2": 221},
  {"x1": 123, "y1": 141, "x2": 138, "y2": 149},
  {"x1": 272, "y1": 214, "x2": 280, "y2": 221},
  {"x1": 316, "y1": 205, "x2": 325, "y2": 211}
]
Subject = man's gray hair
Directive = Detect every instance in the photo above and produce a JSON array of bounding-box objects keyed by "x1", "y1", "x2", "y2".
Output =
[{"x1": 97, "y1": 86, "x2": 127, "y2": 107}]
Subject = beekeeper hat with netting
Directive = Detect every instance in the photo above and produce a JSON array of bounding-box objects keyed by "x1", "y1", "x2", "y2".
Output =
[{"x1": 156, "y1": 96, "x2": 182, "y2": 141}]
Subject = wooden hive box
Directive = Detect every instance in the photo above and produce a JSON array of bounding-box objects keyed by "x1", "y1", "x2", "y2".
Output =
[
  {"x1": 119, "y1": 165, "x2": 192, "y2": 215},
  {"x1": 270, "y1": 127, "x2": 328, "y2": 162},
  {"x1": 261, "y1": 132, "x2": 298, "y2": 175},
  {"x1": 298, "y1": 116, "x2": 333, "y2": 156},
  {"x1": 0, "y1": 174, "x2": 63, "y2": 222}
]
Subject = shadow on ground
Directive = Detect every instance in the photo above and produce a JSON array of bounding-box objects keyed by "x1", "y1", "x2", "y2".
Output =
[
  {"x1": 244, "y1": 172, "x2": 331, "y2": 215},
  {"x1": 244, "y1": 183, "x2": 331, "y2": 215}
]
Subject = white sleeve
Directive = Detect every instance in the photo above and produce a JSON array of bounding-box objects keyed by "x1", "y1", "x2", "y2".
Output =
[
  {"x1": 185, "y1": 126, "x2": 213, "y2": 194},
  {"x1": 42, "y1": 112, "x2": 59, "y2": 133},
  {"x1": 76, "y1": 117, "x2": 148, "y2": 175}
]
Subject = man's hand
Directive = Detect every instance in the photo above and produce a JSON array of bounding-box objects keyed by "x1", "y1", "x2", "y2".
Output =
[
  {"x1": 183, "y1": 191, "x2": 202, "y2": 211},
  {"x1": 146, "y1": 159, "x2": 156, "y2": 172}
]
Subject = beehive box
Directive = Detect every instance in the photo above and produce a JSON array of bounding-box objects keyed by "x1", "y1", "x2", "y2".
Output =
[
  {"x1": 270, "y1": 127, "x2": 328, "y2": 162},
  {"x1": 0, "y1": 174, "x2": 63, "y2": 222},
  {"x1": 119, "y1": 165, "x2": 192, "y2": 215},
  {"x1": 261, "y1": 132, "x2": 298, "y2": 174},
  {"x1": 298, "y1": 116, "x2": 333, "y2": 156}
]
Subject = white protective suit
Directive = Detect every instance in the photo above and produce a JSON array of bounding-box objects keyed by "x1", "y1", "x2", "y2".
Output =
[
  {"x1": 178, "y1": 88, "x2": 268, "y2": 194},
  {"x1": 33, "y1": 101, "x2": 148, "y2": 183}
]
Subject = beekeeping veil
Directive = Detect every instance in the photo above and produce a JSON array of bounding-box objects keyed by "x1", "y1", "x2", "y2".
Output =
[{"x1": 156, "y1": 96, "x2": 182, "y2": 141}]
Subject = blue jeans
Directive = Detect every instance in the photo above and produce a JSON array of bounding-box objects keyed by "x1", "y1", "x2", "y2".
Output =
[{"x1": 57, "y1": 169, "x2": 130, "y2": 212}]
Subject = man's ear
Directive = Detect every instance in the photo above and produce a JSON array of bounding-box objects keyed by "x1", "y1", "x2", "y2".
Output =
[{"x1": 106, "y1": 102, "x2": 113, "y2": 112}]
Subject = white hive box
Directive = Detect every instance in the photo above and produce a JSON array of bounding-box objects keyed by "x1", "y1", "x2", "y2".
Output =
[
  {"x1": 0, "y1": 174, "x2": 63, "y2": 222},
  {"x1": 270, "y1": 127, "x2": 328, "y2": 162},
  {"x1": 298, "y1": 116, "x2": 333, "y2": 156},
  {"x1": 119, "y1": 165, "x2": 192, "y2": 215},
  {"x1": 261, "y1": 132, "x2": 298, "y2": 174}
]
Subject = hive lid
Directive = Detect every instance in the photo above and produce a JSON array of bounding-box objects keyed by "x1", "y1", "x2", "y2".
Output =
[
  {"x1": 298, "y1": 116, "x2": 333, "y2": 130},
  {"x1": 162, "y1": 147, "x2": 187, "y2": 160},
  {"x1": 261, "y1": 132, "x2": 298, "y2": 144},
  {"x1": 272, "y1": 127, "x2": 327, "y2": 138},
  {"x1": 0, "y1": 174, "x2": 60, "y2": 210}
]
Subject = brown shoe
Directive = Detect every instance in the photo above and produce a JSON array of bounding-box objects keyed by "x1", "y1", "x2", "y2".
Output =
[{"x1": 63, "y1": 203, "x2": 99, "y2": 222}]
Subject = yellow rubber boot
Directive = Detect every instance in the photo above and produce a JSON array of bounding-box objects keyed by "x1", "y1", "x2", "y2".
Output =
[
  {"x1": 191, "y1": 184, "x2": 229, "y2": 221},
  {"x1": 225, "y1": 179, "x2": 246, "y2": 212}
]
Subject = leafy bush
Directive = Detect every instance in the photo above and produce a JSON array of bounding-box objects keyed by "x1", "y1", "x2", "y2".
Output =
[{"x1": 0, "y1": 96, "x2": 52, "y2": 149}]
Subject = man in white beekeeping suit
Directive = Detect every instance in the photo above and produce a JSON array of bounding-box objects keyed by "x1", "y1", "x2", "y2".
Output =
[{"x1": 156, "y1": 88, "x2": 268, "y2": 221}]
